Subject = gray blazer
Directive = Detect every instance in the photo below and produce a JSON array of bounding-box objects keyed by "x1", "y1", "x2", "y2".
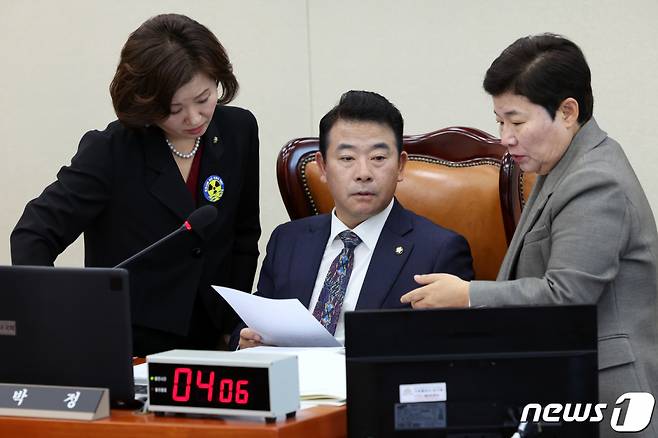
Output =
[{"x1": 470, "y1": 119, "x2": 658, "y2": 435}]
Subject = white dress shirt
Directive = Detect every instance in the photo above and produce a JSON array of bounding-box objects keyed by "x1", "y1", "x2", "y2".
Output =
[{"x1": 308, "y1": 199, "x2": 395, "y2": 344}]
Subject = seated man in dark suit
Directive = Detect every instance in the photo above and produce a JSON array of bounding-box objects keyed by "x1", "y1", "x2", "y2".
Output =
[{"x1": 238, "y1": 90, "x2": 473, "y2": 348}]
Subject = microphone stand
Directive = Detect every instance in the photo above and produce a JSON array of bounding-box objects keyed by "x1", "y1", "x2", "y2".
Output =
[{"x1": 114, "y1": 224, "x2": 187, "y2": 269}]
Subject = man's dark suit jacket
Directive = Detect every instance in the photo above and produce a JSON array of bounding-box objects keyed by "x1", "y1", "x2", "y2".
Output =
[
  {"x1": 231, "y1": 200, "x2": 473, "y2": 347},
  {"x1": 11, "y1": 105, "x2": 260, "y2": 338}
]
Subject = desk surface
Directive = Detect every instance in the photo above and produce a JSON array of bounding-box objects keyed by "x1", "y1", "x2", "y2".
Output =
[{"x1": 0, "y1": 405, "x2": 346, "y2": 438}]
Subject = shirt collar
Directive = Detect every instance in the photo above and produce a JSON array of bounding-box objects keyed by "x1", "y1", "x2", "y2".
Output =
[{"x1": 328, "y1": 199, "x2": 394, "y2": 250}]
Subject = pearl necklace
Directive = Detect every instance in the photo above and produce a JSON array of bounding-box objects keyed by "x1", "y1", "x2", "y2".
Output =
[{"x1": 167, "y1": 137, "x2": 201, "y2": 159}]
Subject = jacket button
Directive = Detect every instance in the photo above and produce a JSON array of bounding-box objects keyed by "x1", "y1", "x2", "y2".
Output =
[{"x1": 191, "y1": 248, "x2": 203, "y2": 257}]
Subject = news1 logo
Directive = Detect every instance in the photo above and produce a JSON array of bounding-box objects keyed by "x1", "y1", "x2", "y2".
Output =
[{"x1": 521, "y1": 392, "x2": 655, "y2": 432}]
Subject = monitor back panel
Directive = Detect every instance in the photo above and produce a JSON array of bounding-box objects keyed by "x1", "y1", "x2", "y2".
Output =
[
  {"x1": 345, "y1": 306, "x2": 598, "y2": 437},
  {"x1": 0, "y1": 266, "x2": 134, "y2": 402}
]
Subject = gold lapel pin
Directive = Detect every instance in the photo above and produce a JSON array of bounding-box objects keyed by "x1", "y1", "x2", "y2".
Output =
[
  {"x1": 395, "y1": 246, "x2": 404, "y2": 255},
  {"x1": 213, "y1": 136, "x2": 219, "y2": 144}
]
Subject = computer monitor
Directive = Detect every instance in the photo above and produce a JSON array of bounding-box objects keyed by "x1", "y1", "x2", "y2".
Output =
[
  {"x1": 0, "y1": 265, "x2": 135, "y2": 404},
  {"x1": 345, "y1": 305, "x2": 598, "y2": 437}
]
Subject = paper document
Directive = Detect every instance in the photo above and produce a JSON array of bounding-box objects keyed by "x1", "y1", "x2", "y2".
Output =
[
  {"x1": 133, "y1": 362, "x2": 148, "y2": 386},
  {"x1": 239, "y1": 346, "x2": 346, "y2": 404},
  {"x1": 214, "y1": 286, "x2": 341, "y2": 347}
]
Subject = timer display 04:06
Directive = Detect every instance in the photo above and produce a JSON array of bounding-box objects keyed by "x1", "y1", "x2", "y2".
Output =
[{"x1": 148, "y1": 363, "x2": 270, "y2": 411}]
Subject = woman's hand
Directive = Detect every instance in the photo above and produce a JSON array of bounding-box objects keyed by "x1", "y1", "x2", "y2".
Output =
[{"x1": 400, "y1": 273, "x2": 470, "y2": 308}]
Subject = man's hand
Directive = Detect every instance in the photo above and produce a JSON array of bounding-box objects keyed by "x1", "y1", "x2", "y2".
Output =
[
  {"x1": 238, "y1": 327, "x2": 264, "y2": 349},
  {"x1": 400, "y1": 273, "x2": 470, "y2": 308}
]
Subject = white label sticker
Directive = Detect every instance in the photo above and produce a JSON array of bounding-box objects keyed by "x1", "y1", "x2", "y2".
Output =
[{"x1": 399, "y1": 382, "x2": 447, "y2": 403}]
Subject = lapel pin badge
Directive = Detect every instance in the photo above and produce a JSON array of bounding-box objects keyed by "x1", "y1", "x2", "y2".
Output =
[
  {"x1": 203, "y1": 175, "x2": 224, "y2": 203},
  {"x1": 395, "y1": 246, "x2": 404, "y2": 255},
  {"x1": 212, "y1": 136, "x2": 219, "y2": 144}
]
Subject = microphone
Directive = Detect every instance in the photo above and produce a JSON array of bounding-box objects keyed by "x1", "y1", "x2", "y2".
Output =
[
  {"x1": 183, "y1": 205, "x2": 218, "y2": 240},
  {"x1": 114, "y1": 205, "x2": 217, "y2": 269}
]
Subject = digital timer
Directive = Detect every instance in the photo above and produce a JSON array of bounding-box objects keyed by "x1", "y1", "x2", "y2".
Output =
[{"x1": 147, "y1": 350, "x2": 299, "y2": 420}]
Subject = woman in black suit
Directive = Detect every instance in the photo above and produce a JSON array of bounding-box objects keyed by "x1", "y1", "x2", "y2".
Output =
[{"x1": 10, "y1": 14, "x2": 260, "y2": 356}]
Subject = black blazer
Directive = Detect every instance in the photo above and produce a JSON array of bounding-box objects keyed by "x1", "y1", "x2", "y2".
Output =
[{"x1": 11, "y1": 105, "x2": 261, "y2": 336}]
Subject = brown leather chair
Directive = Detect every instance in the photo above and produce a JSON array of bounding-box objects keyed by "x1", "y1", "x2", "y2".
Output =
[{"x1": 277, "y1": 127, "x2": 533, "y2": 280}]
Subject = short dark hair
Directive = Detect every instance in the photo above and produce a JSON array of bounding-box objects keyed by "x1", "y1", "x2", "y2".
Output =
[
  {"x1": 319, "y1": 90, "x2": 404, "y2": 157},
  {"x1": 483, "y1": 33, "x2": 593, "y2": 124},
  {"x1": 110, "y1": 14, "x2": 238, "y2": 127}
]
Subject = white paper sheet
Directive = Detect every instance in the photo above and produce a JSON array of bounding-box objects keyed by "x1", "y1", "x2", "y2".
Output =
[
  {"x1": 239, "y1": 346, "x2": 346, "y2": 403},
  {"x1": 133, "y1": 362, "x2": 148, "y2": 386},
  {"x1": 214, "y1": 286, "x2": 341, "y2": 347}
]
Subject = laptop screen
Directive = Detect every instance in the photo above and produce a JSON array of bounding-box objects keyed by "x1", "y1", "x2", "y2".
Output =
[{"x1": 0, "y1": 265, "x2": 134, "y2": 404}]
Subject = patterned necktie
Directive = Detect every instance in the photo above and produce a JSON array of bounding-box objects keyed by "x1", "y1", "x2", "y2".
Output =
[{"x1": 312, "y1": 230, "x2": 362, "y2": 335}]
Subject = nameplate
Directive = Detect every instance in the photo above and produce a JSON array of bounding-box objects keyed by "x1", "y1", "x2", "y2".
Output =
[{"x1": 0, "y1": 383, "x2": 109, "y2": 420}]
